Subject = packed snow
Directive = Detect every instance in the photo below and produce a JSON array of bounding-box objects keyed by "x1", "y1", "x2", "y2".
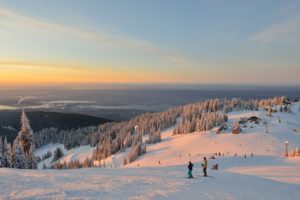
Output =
[{"x1": 1, "y1": 103, "x2": 300, "y2": 199}]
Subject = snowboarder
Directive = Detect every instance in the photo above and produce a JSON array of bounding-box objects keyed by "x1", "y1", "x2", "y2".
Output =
[
  {"x1": 187, "y1": 161, "x2": 194, "y2": 178},
  {"x1": 202, "y1": 157, "x2": 208, "y2": 177}
]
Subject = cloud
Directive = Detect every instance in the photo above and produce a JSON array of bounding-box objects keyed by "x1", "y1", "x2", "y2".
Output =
[
  {"x1": 0, "y1": 6, "x2": 146, "y2": 50},
  {"x1": 0, "y1": 58, "x2": 89, "y2": 72},
  {"x1": 251, "y1": 15, "x2": 300, "y2": 44},
  {"x1": 0, "y1": 6, "x2": 194, "y2": 67}
]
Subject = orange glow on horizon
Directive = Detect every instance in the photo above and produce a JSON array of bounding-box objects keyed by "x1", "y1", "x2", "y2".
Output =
[{"x1": 0, "y1": 59, "x2": 181, "y2": 86}]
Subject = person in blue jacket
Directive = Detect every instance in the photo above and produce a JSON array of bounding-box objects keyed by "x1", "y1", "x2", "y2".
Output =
[{"x1": 188, "y1": 161, "x2": 194, "y2": 178}]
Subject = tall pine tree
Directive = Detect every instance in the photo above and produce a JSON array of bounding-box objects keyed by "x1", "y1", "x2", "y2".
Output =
[
  {"x1": 18, "y1": 110, "x2": 34, "y2": 154},
  {"x1": 14, "y1": 110, "x2": 37, "y2": 169}
]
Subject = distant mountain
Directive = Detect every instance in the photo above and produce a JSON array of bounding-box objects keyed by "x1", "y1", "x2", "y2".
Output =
[{"x1": 0, "y1": 111, "x2": 112, "y2": 143}]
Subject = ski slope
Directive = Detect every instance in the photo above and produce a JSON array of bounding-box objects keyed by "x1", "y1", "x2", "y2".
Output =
[
  {"x1": 50, "y1": 104, "x2": 300, "y2": 169},
  {"x1": 126, "y1": 109, "x2": 299, "y2": 168},
  {"x1": 1, "y1": 159, "x2": 300, "y2": 200},
  {"x1": 1, "y1": 103, "x2": 300, "y2": 199}
]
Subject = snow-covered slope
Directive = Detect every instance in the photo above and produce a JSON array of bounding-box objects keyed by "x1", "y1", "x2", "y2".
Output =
[
  {"x1": 35, "y1": 143, "x2": 67, "y2": 169},
  {"x1": 2, "y1": 103, "x2": 299, "y2": 199},
  {"x1": 45, "y1": 103, "x2": 300, "y2": 169},
  {"x1": 126, "y1": 107, "x2": 300, "y2": 168},
  {"x1": 1, "y1": 160, "x2": 300, "y2": 200}
]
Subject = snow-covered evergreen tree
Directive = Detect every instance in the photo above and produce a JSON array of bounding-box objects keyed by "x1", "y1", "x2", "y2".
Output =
[
  {"x1": 41, "y1": 151, "x2": 52, "y2": 161},
  {"x1": 128, "y1": 134, "x2": 146, "y2": 163},
  {"x1": 18, "y1": 110, "x2": 34, "y2": 154},
  {"x1": 147, "y1": 130, "x2": 161, "y2": 144},
  {"x1": 279, "y1": 106, "x2": 283, "y2": 112},
  {"x1": 2, "y1": 137, "x2": 9, "y2": 167},
  {"x1": 27, "y1": 145, "x2": 37, "y2": 169},
  {"x1": 6, "y1": 143, "x2": 13, "y2": 168},
  {"x1": 0, "y1": 137, "x2": 4, "y2": 167},
  {"x1": 12, "y1": 139, "x2": 28, "y2": 169},
  {"x1": 287, "y1": 105, "x2": 292, "y2": 113},
  {"x1": 15, "y1": 110, "x2": 37, "y2": 169},
  {"x1": 52, "y1": 147, "x2": 64, "y2": 163}
]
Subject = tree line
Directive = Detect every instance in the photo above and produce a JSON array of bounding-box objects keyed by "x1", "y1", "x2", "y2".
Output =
[{"x1": 48, "y1": 96, "x2": 290, "y2": 169}]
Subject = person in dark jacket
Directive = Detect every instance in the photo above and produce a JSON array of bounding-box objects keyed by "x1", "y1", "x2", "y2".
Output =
[
  {"x1": 188, "y1": 161, "x2": 194, "y2": 178},
  {"x1": 202, "y1": 157, "x2": 208, "y2": 177}
]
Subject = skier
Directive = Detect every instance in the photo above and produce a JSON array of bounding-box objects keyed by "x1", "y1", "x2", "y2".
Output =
[
  {"x1": 187, "y1": 161, "x2": 194, "y2": 178},
  {"x1": 202, "y1": 157, "x2": 208, "y2": 177}
]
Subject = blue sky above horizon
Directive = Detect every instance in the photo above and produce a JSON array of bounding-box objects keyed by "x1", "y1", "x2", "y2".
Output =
[{"x1": 0, "y1": 0, "x2": 300, "y2": 85}]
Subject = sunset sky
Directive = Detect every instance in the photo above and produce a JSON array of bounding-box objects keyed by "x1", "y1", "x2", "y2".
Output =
[{"x1": 1, "y1": 0, "x2": 300, "y2": 86}]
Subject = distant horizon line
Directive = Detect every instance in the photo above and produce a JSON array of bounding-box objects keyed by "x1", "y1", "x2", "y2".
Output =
[{"x1": 1, "y1": 82, "x2": 300, "y2": 90}]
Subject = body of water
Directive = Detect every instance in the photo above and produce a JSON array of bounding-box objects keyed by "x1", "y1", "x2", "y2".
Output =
[{"x1": 0, "y1": 85, "x2": 299, "y2": 120}]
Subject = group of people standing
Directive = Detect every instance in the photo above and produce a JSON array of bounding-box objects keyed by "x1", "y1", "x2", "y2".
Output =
[{"x1": 188, "y1": 157, "x2": 207, "y2": 178}]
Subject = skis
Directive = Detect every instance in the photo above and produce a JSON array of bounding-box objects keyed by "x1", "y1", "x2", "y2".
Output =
[{"x1": 186, "y1": 175, "x2": 213, "y2": 179}]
